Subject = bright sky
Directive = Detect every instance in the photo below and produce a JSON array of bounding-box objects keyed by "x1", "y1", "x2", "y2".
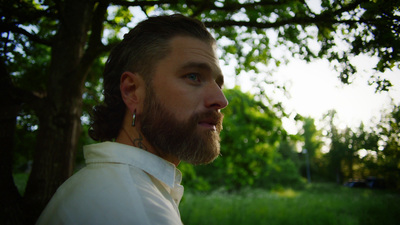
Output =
[{"x1": 223, "y1": 56, "x2": 400, "y2": 134}]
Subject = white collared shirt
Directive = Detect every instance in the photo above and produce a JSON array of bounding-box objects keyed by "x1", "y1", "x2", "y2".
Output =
[{"x1": 36, "y1": 142, "x2": 184, "y2": 225}]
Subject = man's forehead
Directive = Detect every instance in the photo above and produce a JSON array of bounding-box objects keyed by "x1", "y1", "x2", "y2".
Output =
[
  {"x1": 180, "y1": 61, "x2": 220, "y2": 73},
  {"x1": 169, "y1": 36, "x2": 216, "y2": 57},
  {"x1": 170, "y1": 36, "x2": 222, "y2": 68}
]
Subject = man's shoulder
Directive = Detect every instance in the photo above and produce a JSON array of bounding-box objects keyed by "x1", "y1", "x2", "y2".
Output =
[
  {"x1": 36, "y1": 142, "x2": 183, "y2": 224},
  {"x1": 37, "y1": 163, "x2": 160, "y2": 224},
  {"x1": 58, "y1": 162, "x2": 153, "y2": 198}
]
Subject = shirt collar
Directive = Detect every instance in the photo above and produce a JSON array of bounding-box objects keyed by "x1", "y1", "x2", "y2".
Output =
[{"x1": 83, "y1": 142, "x2": 181, "y2": 189}]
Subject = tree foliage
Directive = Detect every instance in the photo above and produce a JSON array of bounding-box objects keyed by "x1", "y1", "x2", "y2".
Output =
[
  {"x1": 373, "y1": 104, "x2": 400, "y2": 189},
  {"x1": 299, "y1": 117, "x2": 324, "y2": 181},
  {"x1": 322, "y1": 106, "x2": 400, "y2": 188},
  {"x1": 180, "y1": 87, "x2": 303, "y2": 191}
]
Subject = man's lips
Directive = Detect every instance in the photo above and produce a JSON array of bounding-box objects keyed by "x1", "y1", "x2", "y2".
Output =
[
  {"x1": 198, "y1": 121, "x2": 217, "y2": 130},
  {"x1": 196, "y1": 111, "x2": 223, "y2": 131},
  {"x1": 198, "y1": 118, "x2": 219, "y2": 131}
]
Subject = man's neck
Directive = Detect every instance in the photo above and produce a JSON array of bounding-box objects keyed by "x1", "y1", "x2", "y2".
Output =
[{"x1": 116, "y1": 126, "x2": 180, "y2": 167}]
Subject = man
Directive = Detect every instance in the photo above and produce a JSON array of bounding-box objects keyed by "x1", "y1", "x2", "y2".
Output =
[{"x1": 36, "y1": 14, "x2": 228, "y2": 224}]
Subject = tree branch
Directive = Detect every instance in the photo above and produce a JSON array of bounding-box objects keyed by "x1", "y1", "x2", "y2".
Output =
[
  {"x1": 189, "y1": 0, "x2": 288, "y2": 12},
  {"x1": 0, "y1": 24, "x2": 52, "y2": 46},
  {"x1": 110, "y1": 0, "x2": 179, "y2": 7},
  {"x1": 78, "y1": 1, "x2": 111, "y2": 79},
  {"x1": 88, "y1": 0, "x2": 110, "y2": 49},
  {"x1": 204, "y1": 13, "x2": 384, "y2": 29}
]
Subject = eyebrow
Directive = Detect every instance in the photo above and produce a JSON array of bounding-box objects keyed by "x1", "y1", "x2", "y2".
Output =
[{"x1": 180, "y1": 61, "x2": 225, "y2": 87}]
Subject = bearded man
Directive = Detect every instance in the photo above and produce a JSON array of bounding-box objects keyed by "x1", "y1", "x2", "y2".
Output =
[{"x1": 36, "y1": 14, "x2": 228, "y2": 225}]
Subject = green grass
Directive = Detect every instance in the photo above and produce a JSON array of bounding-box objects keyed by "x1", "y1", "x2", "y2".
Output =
[
  {"x1": 13, "y1": 173, "x2": 399, "y2": 224},
  {"x1": 179, "y1": 183, "x2": 400, "y2": 225}
]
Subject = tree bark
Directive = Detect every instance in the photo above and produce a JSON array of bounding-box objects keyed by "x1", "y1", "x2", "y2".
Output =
[
  {"x1": 0, "y1": 61, "x2": 27, "y2": 225},
  {"x1": 23, "y1": 0, "x2": 96, "y2": 223}
]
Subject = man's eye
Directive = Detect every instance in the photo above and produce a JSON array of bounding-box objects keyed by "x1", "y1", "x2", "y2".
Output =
[{"x1": 186, "y1": 73, "x2": 200, "y2": 82}]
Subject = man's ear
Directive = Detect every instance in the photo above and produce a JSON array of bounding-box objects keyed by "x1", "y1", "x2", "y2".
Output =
[{"x1": 120, "y1": 71, "x2": 145, "y2": 113}]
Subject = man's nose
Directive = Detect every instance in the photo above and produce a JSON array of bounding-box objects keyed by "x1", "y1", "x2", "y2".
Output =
[{"x1": 204, "y1": 82, "x2": 229, "y2": 111}]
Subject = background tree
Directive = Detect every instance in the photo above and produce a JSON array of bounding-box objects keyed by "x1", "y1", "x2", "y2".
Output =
[
  {"x1": 375, "y1": 104, "x2": 400, "y2": 189},
  {"x1": 182, "y1": 87, "x2": 302, "y2": 191},
  {"x1": 321, "y1": 109, "x2": 389, "y2": 185},
  {"x1": 345, "y1": 123, "x2": 379, "y2": 179},
  {"x1": 323, "y1": 110, "x2": 346, "y2": 183},
  {"x1": 299, "y1": 117, "x2": 324, "y2": 181},
  {"x1": 1, "y1": 0, "x2": 399, "y2": 223}
]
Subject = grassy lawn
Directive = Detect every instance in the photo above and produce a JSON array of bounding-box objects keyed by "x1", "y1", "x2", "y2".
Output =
[{"x1": 179, "y1": 183, "x2": 400, "y2": 225}]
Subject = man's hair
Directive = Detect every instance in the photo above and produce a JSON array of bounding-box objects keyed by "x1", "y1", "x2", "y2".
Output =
[{"x1": 89, "y1": 14, "x2": 216, "y2": 141}]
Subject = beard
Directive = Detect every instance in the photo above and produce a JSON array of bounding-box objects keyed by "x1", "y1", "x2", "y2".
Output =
[{"x1": 138, "y1": 87, "x2": 224, "y2": 165}]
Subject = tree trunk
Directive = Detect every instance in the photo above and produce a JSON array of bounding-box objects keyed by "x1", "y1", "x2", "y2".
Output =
[
  {"x1": 23, "y1": 0, "x2": 95, "y2": 223},
  {"x1": 0, "y1": 61, "x2": 26, "y2": 225}
]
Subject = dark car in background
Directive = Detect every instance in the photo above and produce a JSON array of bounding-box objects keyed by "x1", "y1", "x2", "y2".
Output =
[
  {"x1": 344, "y1": 177, "x2": 386, "y2": 189},
  {"x1": 344, "y1": 180, "x2": 368, "y2": 188}
]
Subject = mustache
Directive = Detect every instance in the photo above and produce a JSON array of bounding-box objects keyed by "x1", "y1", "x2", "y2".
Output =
[{"x1": 194, "y1": 110, "x2": 224, "y2": 131}]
